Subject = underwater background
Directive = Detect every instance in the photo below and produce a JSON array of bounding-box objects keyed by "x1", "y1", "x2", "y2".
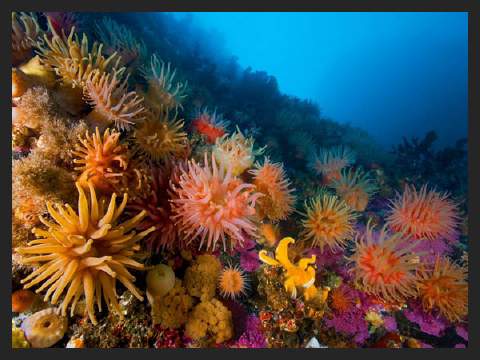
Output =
[{"x1": 11, "y1": 12, "x2": 468, "y2": 348}]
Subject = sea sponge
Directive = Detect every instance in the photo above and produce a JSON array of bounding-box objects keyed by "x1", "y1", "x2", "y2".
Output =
[
  {"x1": 185, "y1": 298, "x2": 234, "y2": 344},
  {"x1": 417, "y1": 256, "x2": 467, "y2": 323},
  {"x1": 13, "y1": 86, "x2": 56, "y2": 131},
  {"x1": 332, "y1": 167, "x2": 378, "y2": 212},
  {"x1": 17, "y1": 55, "x2": 57, "y2": 90},
  {"x1": 84, "y1": 71, "x2": 146, "y2": 131},
  {"x1": 309, "y1": 146, "x2": 355, "y2": 185},
  {"x1": 16, "y1": 181, "x2": 155, "y2": 324},
  {"x1": 213, "y1": 127, "x2": 264, "y2": 176},
  {"x1": 12, "y1": 289, "x2": 36, "y2": 313},
  {"x1": 12, "y1": 321, "x2": 30, "y2": 348},
  {"x1": 348, "y1": 220, "x2": 420, "y2": 303},
  {"x1": 218, "y1": 264, "x2": 248, "y2": 299},
  {"x1": 142, "y1": 54, "x2": 187, "y2": 111},
  {"x1": 184, "y1": 254, "x2": 221, "y2": 302},
  {"x1": 300, "y1": 194, "x2": 357, "y2": 252},
  {"x1": 386, "y1": 184, "x2": 460, "y2": 242},
  {"x1": 72, "y1": 127, "x2": 129, "y2": 194},
  {"x1": 146, "y1": 264, "x2": 176, "y2": 298},
  {"x1": 21, "y1": 308, "x2": 67, "y2": 348},
  {"x1": 192, "y1": 108, "x2": 229, "y2": 144},
  {"x1": 171, "y1": 152, "x2": 261, "y2": 251},
  {"x1": 12, "y1": 12, "x2": 42, "y2": 65},
  {"x1": 250, "y1": 157, "x2": 296, "y2": 221},
  {"x1": 132, "y1": 108, "x2": 187, "y2": 163},
  {"x1": 151, "y1": 279, "x2": 194, "y2": 329}
]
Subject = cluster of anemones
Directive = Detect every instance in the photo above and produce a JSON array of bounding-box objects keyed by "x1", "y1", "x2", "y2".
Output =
[
  {"x1": 15, "y1": 181, "x2": 155, "y2": 324},
  {"x1": 249, "y1": 157, "x2": 296, "y2": 221},
  {"x1": 170, "y1": 152, "x2": 262, "y2": 251}
]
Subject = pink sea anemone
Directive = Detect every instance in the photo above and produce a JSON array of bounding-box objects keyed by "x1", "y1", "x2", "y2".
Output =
[{"x1": 170, "y1": 152, "x2": 262, "y2": 251}]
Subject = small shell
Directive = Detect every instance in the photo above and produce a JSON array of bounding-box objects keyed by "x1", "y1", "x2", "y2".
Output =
[{"x1": 21, "y1": 308, "x2": 67, "y2": 348}]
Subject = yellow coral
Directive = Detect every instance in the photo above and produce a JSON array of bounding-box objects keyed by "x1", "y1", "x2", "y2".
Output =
[
  {"x1": 151, "y1": 279, "x2": 194, "y2": 329},
  {"x1": 259, "y1": 237, "x2": 321, "y2": 301},
  {"x1": 184, "y1": 254, "x2": 221, "y2": 302},
  {"x1": 185, "y1": 298, "x2": 233, "y2": 344}
]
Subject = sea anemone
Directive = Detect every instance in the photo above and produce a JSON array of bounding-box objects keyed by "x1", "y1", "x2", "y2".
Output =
[
  {"x1": 142, "y1": 54, "x2": 187, "y2": 111},
  {"x1": 308, "y1": 146, "x2": 355, "y2": 184},
  {"x1": 258, "y1": 222, "x2": 281, "y2": 247},
  {"x1": 12, "y1": 289, "x2": 36, "y2": 313},
  {"x1": 171, "y1": 152, "x2": 262, "y2": 251},
  {"x1": 348, "y1": 221, "x2": 420, "y2": 303},
  {"x1": 126, "y1": 165, "x2": 179, "y2": 252},
  {"x1": 249, "y1": 157, "x2": 296, "y2": 221},
  {"x1": 21, "y1": 308, "x2": 67, "y2": 348},
  {"x1": 16, "y1": 181, "x2": 155, "y2": 324},
  {"x1": 332, "y1": 167, "x2": 378, "y2": 212},
  {"x1": 192, "y1": 108, "x2": 229, "y2": 144},
  {"x1": 72, "y1": 127, "x2": 129, "y2": 194},
  {"x1": 84, "y1": 71, "x2": 146, "y2": 131},
  {"x1": 132, "y1": 108, "x2": 187, "y2": 163},
  {"x1": 329, "y1": 284, "x2": 357, "y2": 313},
  {"x1": 218, "y1": 264, "x2": 248, "y2": 299},
  {"x1": 94, "y1": 17, "x2": 147, "y2": 67},
  {"x1": 300, "y1": 194, "x2": 357, "y2": 252},
  {"x1": 417, "y1": 256, "x2": 467, "y2": 323},
  {"x1": 213, "y1": 127, "x2": 264, "y2": 177},
  {"x1": 12, "y1": 12, "x2": 42, "y2": 65},
  {"x1": 385, "y1": 184, "x2": 460, "y2": 242}
]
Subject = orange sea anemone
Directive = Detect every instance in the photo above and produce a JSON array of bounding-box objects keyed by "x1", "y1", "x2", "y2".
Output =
[
  {"x1": 249, "y1": 157, "x2": 296, "y2": 221},
  {"x1": 132, "y1": 108, "x2": 188, "y2": 163},
  {"x1": 329, "y1": 284, "x2": 357, "y2": 313},
  {"x1": 142, "y1": 54, "x2": 187, "y2": 111},
  {"x1": 385, "y1": 184, "x2": 460, "y2": 242},
  {"x1": 332, "y1": 167, "x2": 378, "y2": 212},
  {"x1": 348, "y1": 221, "x2": 420, "y2": 303},
  {"x1": 72, "y1": 127, "x2": 129, "y2": 194},
  {"x1": 16, "y1": 181, "x2": 155, "y2": 324},
  {"x1": 300, "y1": 194, "x2": 357, "y2": 252},
  {"x1": 12, "y1": 289, "x2": 36, "y2": 313},
  {"x1": 171, "y1": 152, "x2": 262, "y2": 251},
  {"x1": 258, "y1": 222, "x2": 281, "y2": 247},
  {"x1": 309, "y1": 146, "x2": 355, "y2": 184},
  {"x1": 192, "y1": 108, "x2": 228, "y2": 144},
  {"x1": 213, "y1": 127, "x2": 264, "y2": 177},
  {"x1": 417, "y1": 256, "x2": 467, "y2": 323},
  {"x1": 84, "y1": 71, "x2": 146, "y2": 131},
  {"x1": 218, "y1": 264, "x2": 248, "y2": 299}
]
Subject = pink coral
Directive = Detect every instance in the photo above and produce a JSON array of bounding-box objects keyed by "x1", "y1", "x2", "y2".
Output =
[{"x1": 403, "y1": 301, "x2": 448, "y2": 337}]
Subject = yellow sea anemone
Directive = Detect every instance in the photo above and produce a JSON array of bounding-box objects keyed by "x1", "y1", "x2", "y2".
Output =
[
  {"x1": 84, "y1": 71, "x2": 146, "y2": 131},
  {"x1": 132, "y1": 108, "x2": 187, "y2": 162},
  {"x1": 142, "y1": 54, "x2": 187, "y2": 111},
  {"x1": 250, "y1": 157, "x2": 296, "y2": 221},
  {"x1": 300, "y1": 194, "x2": 357, "y2": 252},
  {"x1": 16, "y1": 181, "x2": 155, "y2": 324},
  {"x1": 417, "y1": 256, "x2": 467, "y2": 323},
  {"x1": 12, "y1": 12, "x2": 42, "y2": 65},
  {"x1": 72, "y1": 127, "x2": 129, "y2": 194},
  {"x1": 332, "y1": 167, "x2": 378, "y2": 212}
]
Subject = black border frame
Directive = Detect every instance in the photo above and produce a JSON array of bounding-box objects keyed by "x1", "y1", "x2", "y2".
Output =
[{"x1": 2, "y1": 1, "x2": 478, "y2": 359}]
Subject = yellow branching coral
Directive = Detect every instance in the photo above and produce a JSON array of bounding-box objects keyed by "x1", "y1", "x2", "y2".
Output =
[
  {"x1": 12, "y1": 12, "x2": 42, "y2": 65},
  {"x1": 259, "y1": 237, "x2": 320, "y2": 301},
  {"x1": 151, "y1": 279, "x2": 194, "y2": 329},
  {"x1": 84, "y1": 71, "x2": 146, "y2": 131},
  {"x1": 132, "y1": 108, "x2": 187, "y2": 162},
  {"x1": 213, "y1": 127, "x2": 264, "y2": 176},
  {"x1": 73, "y1": 127, "x2": 129, "y2": 194},
  {"x1": 300, "y1": 194, "x2": 357, "y2": 252},
  {"x1": 142, "y1": 54, "x2": 187, "y2": 111},
  {"x1": 185, "y1": 298, "x2": 233, "y2": 344},
  {"x1": 36, "y1": 19, "x2": 124, "y2": 89},
  {"x1": 184, "y1": 254, "x2": 221, "y2": 302},
  {"x1": 94, "y1": 17, "x2": 147, "y2": 67},
  {"x1": 16, "y1": 181, "x2": 155, "y2": 324},
  {"x1": 250, "y1": 157, "x2": 296, "y2": 221}
]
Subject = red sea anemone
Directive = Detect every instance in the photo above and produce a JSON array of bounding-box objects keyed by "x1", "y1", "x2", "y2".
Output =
[
  {"x1": 348, "y1": 221, "x2": 420, "y2": 303},
  {"x1": 386, "y1": 184, "x2": 460, "y2": 243},
  {"x1": 170, "y1": 152, "x2": 262, "y2": 251},
  {"x1": 192, "y1": 108, "x2": 228, "y2": 144}
]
